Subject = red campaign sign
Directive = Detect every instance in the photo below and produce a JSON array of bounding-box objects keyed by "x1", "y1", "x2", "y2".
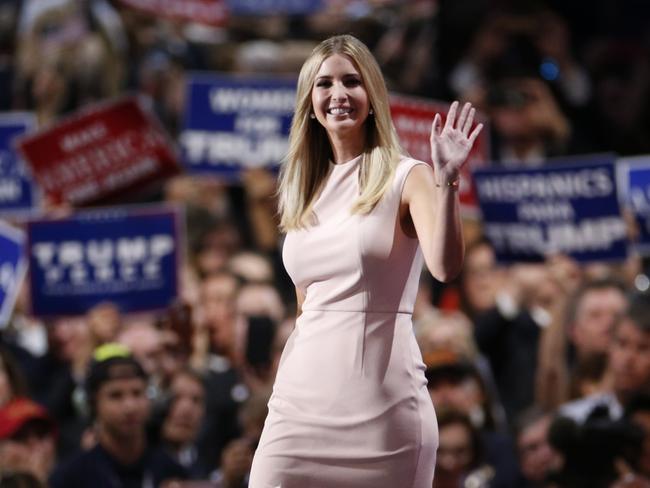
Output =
[
  {"x1": 117, "y1": 0, "x2": 228, "y2": 26},
  {"x1": 389, "y1": 94, "x2": 490, "y2": 214},
  {"x1": 16, "y1": 97, "x2": 181, "y2": 207}
]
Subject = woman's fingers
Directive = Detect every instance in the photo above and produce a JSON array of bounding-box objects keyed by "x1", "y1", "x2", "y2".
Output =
[
  {"x1": 456, "y1": 102, "x2": 471, "y2": 132},
  {"x1": 444, "y1": 100, "x2": 459, "y2": 131},
  {"x1": 468, "y1": 123, "x2": 484, "y2": 144},
  {"x1": 462, "y1": 107, "x2": 475, "y2": 135},
  {"x1": 430, "y1": 113, "x2": 441, "y2": 138}
]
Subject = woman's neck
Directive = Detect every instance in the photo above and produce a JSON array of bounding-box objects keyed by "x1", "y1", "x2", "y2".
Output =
[{"x1": 328, "y1": 131, "x2": 366, "y2": 164}]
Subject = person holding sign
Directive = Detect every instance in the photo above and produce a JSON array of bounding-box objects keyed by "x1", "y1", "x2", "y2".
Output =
[{"x1": 248, "y1": 35, "x2": 482, "y2": 487}]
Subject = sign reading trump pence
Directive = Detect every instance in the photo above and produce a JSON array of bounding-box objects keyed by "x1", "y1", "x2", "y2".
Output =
[
  {"x1": 0, "y1": 113, "x2": 38, "y2": 215},
  {"x1": 16, "y1": 97, "x2": 180, "y2": 206},
  {"x1": 473, "y1": 156, "x2": 628, "y2": 263},
  {"x1": 0, "y1": 222, "x2": 26, "y2": 327},
  {"x1": 180, "y1": 74, "x2": 296, "y2": 179},
  {"x1": 27, "y1": 206, "x2": 181, "y2": 316}
]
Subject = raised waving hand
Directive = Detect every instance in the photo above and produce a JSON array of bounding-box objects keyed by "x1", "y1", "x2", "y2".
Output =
[{"x1": 430, "y1": 101, "x2": 483, "y2": 186}]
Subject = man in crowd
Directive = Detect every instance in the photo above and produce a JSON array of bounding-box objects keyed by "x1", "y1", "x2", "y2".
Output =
[
  {"x1": 559, "y1": 295, "x2": 650, "y2": 423},
  {"x1": 0, "y1": 397, "x2": 57, "y2": 484},
  {"x1": 49, "y1": 343, "x2": 187, "y2": 487}
]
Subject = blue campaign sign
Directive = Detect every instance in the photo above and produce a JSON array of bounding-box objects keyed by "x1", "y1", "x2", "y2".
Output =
[
  {"x1": 27, "y1": 206, "x2": 182, "y2": 317},
  {"x1": 227, "y1": 0, "x2": 323, "y2": 15},
  {"x1": 473, "y1": 155, "x2": 628, "y2": 263},
  {"x1": 0, "y1": 221, "x2": 26, "y2": 327},
  {"x1": 0, "y1": 113, "x2": 38, "y2": 215},
  {"x1": 617, "y1": 156, "x2": 650, "y2": 255},
  {"x1": 180, "y1": 73, "x2": 296, "y2": 179}
]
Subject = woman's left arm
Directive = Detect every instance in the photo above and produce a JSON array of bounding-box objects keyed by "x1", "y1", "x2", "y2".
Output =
[{"x1": 402, "y1": 101, "x2": 483, "y2": 282}]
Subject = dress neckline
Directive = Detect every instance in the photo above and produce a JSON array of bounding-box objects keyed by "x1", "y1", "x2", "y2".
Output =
[{"x1": 329, "y1": 154, "x2": 363, "y2": 168}]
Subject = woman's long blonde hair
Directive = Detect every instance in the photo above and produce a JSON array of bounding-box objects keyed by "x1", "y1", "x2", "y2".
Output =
[{"x1": 278, "y1": 35, "x2": 404, "y2": 232}]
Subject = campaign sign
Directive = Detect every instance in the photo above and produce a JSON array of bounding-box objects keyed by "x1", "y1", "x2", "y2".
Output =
[
  {"x1": 0, "y1": 222, "x2": 26, "y2": 327},
  {"x1": 16, "y1": 97, "x2": 180, "y2": 207},
  {"x1": 389, "y1": 94, "x2": 490, "y2": 215},
  {"x1": 617, "y1": 156, "x2": 650, "y2": 255},
  {"x1": 180, "y1": 74, "x2": 296, "y2": 179},
  {"x1": 117, "y1": 0, "x2": 228, "y2": 26},
  {"x1": 227, "y1": 0, "x2": 323, "y2": 15},
  {"x1": 473, "y1": 156, "x2": 628, "y2": 263},
  {"x1": 27, "y1": 206, "x2": 181, "y2": 316},
  {"x1": 0, "y1": 113, "x2": 38, "y2": 215}
]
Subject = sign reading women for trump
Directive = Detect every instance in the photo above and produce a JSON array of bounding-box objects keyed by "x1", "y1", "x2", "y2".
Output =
[
  {"x1": 389, "y1": 94, "x2": 490, "y2": 215},
  {"x1": 473, "y1": 156, "x2": 628, "y2": 263},
  {"x1": 16, "y1": 97, "x2": 180, "y2": 206},
  {"x1": 0, "y1": 222, "x2": 26, "y2": 327},
  {"x1": 27, "y1": 206, "x2": 182, "y2": 317},
  {"x1": 0, "y1": 113, "x2": 38, "y2": 215},
  {"x1": 180, "y1": 74, "x2": 296, "y2": 179},
  {"x1": 617, "y1": 156, "x2": 650, "y2": 255}
]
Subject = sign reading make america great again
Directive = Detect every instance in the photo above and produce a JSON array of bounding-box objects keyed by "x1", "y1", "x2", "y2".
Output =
[
  {"x1": 0, "y1": 221, "x2": 26, "y2": 327},
  {"x1": 0, "y1": 113, "x2": 39, "y2": 215},
  {"x1": 389, "y1": 94, "x2": 490, "y2": 216},
  {"x1": 27, "y1": 206, "x2": 181, "y2": 317},
  {"x1": 180, "y1": 74, "x2": 296, "y2": 180},
  {"x1": 16, "y1": 97, "x2": 180, "y2": 207},
  {"x1": 473, "y1": 156, "x2": 628, "y2": 263},
  {"x1": 117, "y1": 0, "x2": 228, "y2": 26}
]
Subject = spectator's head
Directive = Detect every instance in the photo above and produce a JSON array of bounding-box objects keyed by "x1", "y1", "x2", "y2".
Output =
[
  {"x1": 417, "y1": 311, "x2": 477, "y2": 360},
  {"x1": 237, "y1": 282, "x2": 285, "y2": 324},
  {"x1": 568, "y1": 279, "x2": 628, "y2": 359},
  {"x1": 425, "y1": 350, "x2": 494, "y2": 430},
  {"x1": 435, "y1": 409, "x2": 485, "y2": 488},
  {"x1": 227, "y1": 251, "x2": 274, "y2": 284},
  {"x1": 194, "y1": 221, "x2": 242, "y2": 277},
  {"x1": 47, "y1": 315, "x2": 92, "y2": 364},
  {"x1": 86, "y1": 302, "x2": 122, "y2": 346},
  {"x1": 117, "y1": 318, "x2": 163, "y2": 380},
  {"x1": 0, "y1": 398, "x2": 57, "y2": 483},
  {"x1": 0, "y1": 348, "x2": 28, "y2": 407},
  {"x1": 515, "y1": 407, "x2": 560, "y2": 484},
  {"x1": 458, "y1": 238, "x2": 501, "y2": 317},
  {"x1": 608, "y1": 296, "x2": 650, "y2": 404},
  {"x1": 160, "y1": 369, "x2": 205, "y2": 450},
  {"x1": 200, "y1": 271, "x2": 242, "y2": 355},
  {"x1": 84, "y1": 344, "x2": 150, "y2": 442}
]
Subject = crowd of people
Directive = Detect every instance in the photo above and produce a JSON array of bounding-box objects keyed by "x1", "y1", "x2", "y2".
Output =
[{"x1": 0, "y1": 0, "x2": 649, "y2": 486}]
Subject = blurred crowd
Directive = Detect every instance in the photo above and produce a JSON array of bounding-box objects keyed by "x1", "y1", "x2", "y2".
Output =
[{"x1": 0, "y1": 0, "x2": 649, "y2": 487}]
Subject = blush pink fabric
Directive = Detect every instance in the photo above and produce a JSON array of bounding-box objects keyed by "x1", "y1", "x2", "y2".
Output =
[{"x1": 248, "y1": 155, "x2": 438, "y2": 488}]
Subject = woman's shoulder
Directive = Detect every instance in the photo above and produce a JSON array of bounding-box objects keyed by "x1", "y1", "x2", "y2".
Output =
[{"x1": 394, "y1": 155, "x2": 432, "y2": 182}]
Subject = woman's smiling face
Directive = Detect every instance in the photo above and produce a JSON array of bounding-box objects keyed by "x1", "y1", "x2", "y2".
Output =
[{"x1": 311, "y1": 53, "x2": 370, "y2": 140}]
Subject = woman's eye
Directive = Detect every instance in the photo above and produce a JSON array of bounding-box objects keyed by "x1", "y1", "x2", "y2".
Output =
[
  {"x1": 316, "y1": 81, "x2": 332, "y2": 88},
  {"x1": 345, "y1": 79, "x2": 361, "y2": 86}
]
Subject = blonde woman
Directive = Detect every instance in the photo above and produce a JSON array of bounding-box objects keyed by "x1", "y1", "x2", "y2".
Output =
[{"x1": 249, "y1": 34, "x2": 482, "y2": 487}]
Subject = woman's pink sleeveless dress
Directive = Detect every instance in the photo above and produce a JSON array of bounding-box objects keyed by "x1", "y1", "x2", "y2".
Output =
[{"x1": 249, "y1": 155, "x2": 438, "y2": 487}]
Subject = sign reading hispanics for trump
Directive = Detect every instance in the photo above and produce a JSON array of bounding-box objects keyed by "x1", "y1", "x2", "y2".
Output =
[
  {"x1": 0, "y1": 113, "x2": 39, "y2": 215},
  {"x1": 16, "y1": 97, "x2": 180, "y2": 207},
  {"x1": 180, "y1": 74, "x2": 296, "y2": 179},
  {"x1": 389, "y1": 94, "x2": 490, "y2": 214},
  {"x1": 473, "y1": 156, "x2": 628, "y2": 263},
  {"x1": 117, "y1": 0, "x2": 228, "y2": 26},
  {"x1": 27, "y1": 206, "x2": 182, "y2": 317},
  {"x1": 0, "y1": 222, "x2": 26, "y2": 327},
  {"x1": 617, "y1": 156, "x2": 650, "y2": 255}
]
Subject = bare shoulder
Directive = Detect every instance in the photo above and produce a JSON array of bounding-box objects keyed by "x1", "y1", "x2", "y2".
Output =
[{"x1": 400, "y1": 159, "x2": 435, "y2": 205}]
